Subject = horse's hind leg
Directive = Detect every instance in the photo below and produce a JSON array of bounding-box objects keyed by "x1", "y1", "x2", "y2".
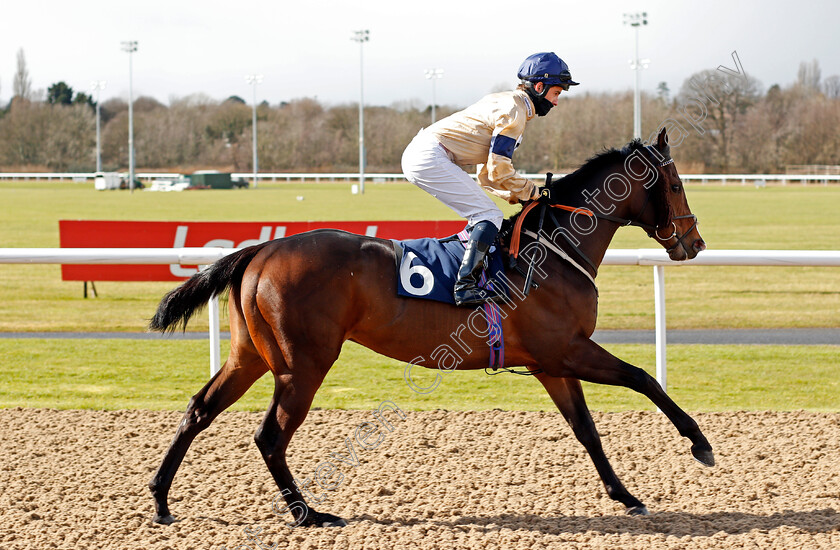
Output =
[
  {"x1": 149, "y1": 351, "x2": 268, "y2": 524},
  {"x1": 254, "y1": 364, "x2": 347, "y2": 528},
  {"x1": 150, "y1": 286, "x2": 268, "y2": 524},
  {"x1": 566, "y1": 338, "x2": 714, "y2": 467},
  {"x1": 535, "y1": 373, "x2": 648, "y2": 515}
]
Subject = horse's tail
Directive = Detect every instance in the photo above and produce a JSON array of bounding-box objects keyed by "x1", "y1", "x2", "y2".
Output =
[{"x1": 149, "y1": 243, "x2": 268, "y2": 333}]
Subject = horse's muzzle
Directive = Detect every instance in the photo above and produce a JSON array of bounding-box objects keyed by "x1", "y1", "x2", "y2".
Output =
[
  {"x1": 668, "y1": 237, "x2": 705, "y2": 261},
  {"x1": 667, "y1": 245, "x2": 689, "y2": 261}
]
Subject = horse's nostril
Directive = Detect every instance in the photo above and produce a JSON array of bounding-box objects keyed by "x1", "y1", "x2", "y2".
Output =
[{"x1": 694, "y1": 240, "x2": 706, "y2": 252}]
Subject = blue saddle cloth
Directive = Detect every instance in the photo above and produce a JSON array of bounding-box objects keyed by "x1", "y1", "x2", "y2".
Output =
[
  {"x1": 393, "y1": 231, "x2": 507, "y2": 305},
  {"x1": 393, "y1": 230, "x2": 508, "y2": 370}
]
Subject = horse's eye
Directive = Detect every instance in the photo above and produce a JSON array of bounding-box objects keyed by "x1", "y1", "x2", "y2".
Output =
[{"x1": 670, "y1": 184, "x2": 681, "y2": 193}]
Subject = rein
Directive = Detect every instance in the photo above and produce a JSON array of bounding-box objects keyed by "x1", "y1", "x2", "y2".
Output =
[
  {"x1": 509, "y1": 201, "x2": 596, "y2": 259},
  {"x1": 507, "y1": 152, "x2": 696, "y2": 287},
  {"x1": 509, "y1": 201, "x2": 598, "y2": 291}
]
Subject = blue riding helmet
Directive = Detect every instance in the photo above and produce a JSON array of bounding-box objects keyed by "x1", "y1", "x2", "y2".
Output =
[{"x1": 517, "y1": 52, "x2": 579, "y2": 92}]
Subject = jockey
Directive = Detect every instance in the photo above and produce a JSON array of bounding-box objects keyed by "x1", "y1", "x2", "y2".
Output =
[{"x1": 401, "y1": 52, "x2": 579, "y2": 306}]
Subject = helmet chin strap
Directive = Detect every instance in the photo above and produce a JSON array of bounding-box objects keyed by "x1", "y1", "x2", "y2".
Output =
[{"x1": 523, "y1": 83, "x2": 554, "y2": 116}]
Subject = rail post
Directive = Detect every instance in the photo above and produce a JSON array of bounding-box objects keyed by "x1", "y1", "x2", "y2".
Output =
[
  {"x1": 653, "y1": 265, "x2": 667, "y2": 394},
  {"x1": 209, "y1": 295, "x2": 221, "y2": 377}
]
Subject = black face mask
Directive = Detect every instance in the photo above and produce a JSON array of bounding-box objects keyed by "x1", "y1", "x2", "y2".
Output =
[{"x1": 524, "y1": 86, "x2": 554, "y2": 116}]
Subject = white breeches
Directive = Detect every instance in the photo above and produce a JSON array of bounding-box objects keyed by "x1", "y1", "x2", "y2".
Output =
[{"x1": 401, "y1": 130, "x2": 503, "y2": 229}]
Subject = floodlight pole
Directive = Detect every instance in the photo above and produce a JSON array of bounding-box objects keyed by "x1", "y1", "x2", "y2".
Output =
[
  {"x1": 121, "y1": 41, "x2": 138, "y2": 192},
  {"x1": 246, "y1": 74, "x2": 263, "y2": 189},
  {"x1": 424, "y1": 68, "x2": 444, "y2": 123},
  {"x1": 623, "y1": 13, "x2": 649, "y2": 140},
  {"x1": 90, "y1": 80, "x2": 107, "y2": 173},
  {"x1": 351, "y1": 30, "x2": 369, "y2": 194}
]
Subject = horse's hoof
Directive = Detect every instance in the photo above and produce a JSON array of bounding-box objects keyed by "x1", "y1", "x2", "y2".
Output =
[
  {"x1": 301, "y1": 511, "x2": 347, "y2": 528},
  {"x1": 626, "y1": 505, "x2": 649, "y2": 516},
  {"x1": 321, "y1": 516, "x2": 348, "y2": 527},
  {"x1": 153, "y1": 513, "x2": 177, "y2": 525},
  {"x1": 691, "y1": 445, "x2": 715, "y2": 467}
]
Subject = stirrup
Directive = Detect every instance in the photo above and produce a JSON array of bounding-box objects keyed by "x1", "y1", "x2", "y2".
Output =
[{"x1": 454, "y1": 285, "x2": 506, "y2": 307}]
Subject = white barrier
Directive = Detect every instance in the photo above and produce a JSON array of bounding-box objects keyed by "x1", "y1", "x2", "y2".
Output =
[
  {"x1": 0, "y1": 247, "x2": 230, "y2": 265},
  {"x1": 2, "y1": 172, "x2": 840, "y2": 185},
  {"x1": 0, "y1": 172, "x2": 181, "y2": 182},
  {"x1": 1, "y1": 248, "x2": 839, "y2": 384}
]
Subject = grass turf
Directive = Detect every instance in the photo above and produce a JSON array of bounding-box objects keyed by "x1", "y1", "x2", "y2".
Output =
[
  {"x1": 1, "y1": 182, "x2": 839, "y2": 331},
  {"x1": 0, "y1": 339, "x2": 837, "y2": 412},
  {"x1": 0, "y1": 181, "x2": 838, "y2": 412}
]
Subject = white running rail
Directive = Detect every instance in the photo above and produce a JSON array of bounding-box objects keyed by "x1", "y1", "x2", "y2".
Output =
[
  {"x1": 1, "y1": 248, "x2": 839, "y2": 385},
  {"x1": 2, "y1": 172, "x2": 840, "y2": 185}
]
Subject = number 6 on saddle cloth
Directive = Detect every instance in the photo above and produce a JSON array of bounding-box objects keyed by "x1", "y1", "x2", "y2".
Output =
[{"x1": 392, "y1": 229, "x2": 507, "y2": 371}]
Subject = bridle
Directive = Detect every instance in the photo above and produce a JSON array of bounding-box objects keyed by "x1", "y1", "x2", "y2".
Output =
[
  {"x1": 508, "y1": 146, "x2": 698, "y2": 288},
  {"x1": 613, "y1": 151, "x2": 699, "y2": 258}
]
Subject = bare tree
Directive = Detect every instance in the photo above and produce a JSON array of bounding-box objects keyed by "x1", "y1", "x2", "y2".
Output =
[
  {"x1": 100, "y1": 110, "x2": 128, "y2": 169},
  {"x1": 0, "y1": 101, "x2": 45, "y2": 165},
  {"x1": 43, "y1": 104, "x2": 96, "y2": 170},
  {"x1": 781, "y1": 93, "x2": 840, "y2": 167},
  {"x1": 0, "y1": 101, "x2": 94, "y2": 170},
  {"x1": 100, "y1": 98, "x2": 128, "y2": 124},
  {"x1": 134, "y1": 96, "x2": 166, "y2": 113},
  {"x1": 205, "y1": 99, "x2": 251, "y2": 146},
  {"x1": 797, "y1": 59, "x2": 821, "y2": 91},
  {"x1": 656, "y1": 81, "x2": 670, "y2": 104},
  {"x1": 12, "y1": 48, "x2": 32, "y2": 100},
  {"x1": 5, "y1": 61, "x2": 839, "y2": 174},
  {"x1": 822, "y1": 75, "x2": 840, "y2": 99},
  {"x1": 732, "y1": 85, "x2": 788, "y2": 173},
  {"x1": 677, "y1": 69, "x2": 763, "y2": 172}
]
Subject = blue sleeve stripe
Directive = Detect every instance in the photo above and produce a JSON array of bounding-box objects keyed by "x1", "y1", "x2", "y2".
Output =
[{"x1": 490, "y1": 134, "x2": 517, "y2": 159}]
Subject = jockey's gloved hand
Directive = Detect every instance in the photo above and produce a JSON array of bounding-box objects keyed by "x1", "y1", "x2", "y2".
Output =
[
  {"x1": 539, "y1": 172, "x2": 553, "y2": 200},
  {"x1": 511, "y1": 185, "x2": 543, "y2": 205}
]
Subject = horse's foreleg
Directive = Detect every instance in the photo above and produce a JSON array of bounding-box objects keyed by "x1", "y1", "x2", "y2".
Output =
[
  {"x1": 566, "y1": 338, "x2": 714, "y2": 467},
  {"x1": 149, "y1": 355, "x2": 268, "y2": 524},
  {"x1": 255, "y1": 371, "x2": 347, "y2": 528},
  {"x1": 534, "y1": 373, "x2": 649, "y2": 515}
]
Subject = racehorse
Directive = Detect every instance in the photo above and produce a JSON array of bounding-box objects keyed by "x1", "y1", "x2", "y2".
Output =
[{"x1": 148, "y1": 128, "x2": 712, "y2": 527}]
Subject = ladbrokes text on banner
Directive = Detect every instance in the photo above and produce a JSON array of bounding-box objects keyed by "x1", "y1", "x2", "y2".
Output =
[{"x1": 59, "y1": 220, "x2": 466, "y2": 281}]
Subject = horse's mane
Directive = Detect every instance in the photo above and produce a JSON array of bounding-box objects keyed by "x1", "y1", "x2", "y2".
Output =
[
  {"x1": 501, "y1": 139, "x2": 670, "y2": 243},
  {"x1": 554, "y1": 139, "x2": 648, "y2": 193}
]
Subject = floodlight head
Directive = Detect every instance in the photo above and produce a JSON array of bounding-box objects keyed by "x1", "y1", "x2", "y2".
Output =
[{"x1": 623, "y1": 12, "x2": 648, "y2": 27}]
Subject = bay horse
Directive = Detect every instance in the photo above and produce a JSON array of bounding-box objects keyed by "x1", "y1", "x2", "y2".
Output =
[{"x1": 148, "y1": 128, "x2": 712, "y2": 527}]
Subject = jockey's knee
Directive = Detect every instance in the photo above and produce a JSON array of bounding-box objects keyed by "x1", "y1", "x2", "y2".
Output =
[{"x1": 469, "y1": 211, "x2": 503, "y2": 231}]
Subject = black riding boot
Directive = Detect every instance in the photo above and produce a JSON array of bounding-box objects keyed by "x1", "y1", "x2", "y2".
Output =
[{"x1": 453, "y1": 221, "x2": 506, "y2": 307}]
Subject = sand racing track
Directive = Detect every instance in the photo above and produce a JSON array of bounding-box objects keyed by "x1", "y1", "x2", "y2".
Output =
[{"x1": 0, "y1": 408, "x2": 838, "y2": 549}]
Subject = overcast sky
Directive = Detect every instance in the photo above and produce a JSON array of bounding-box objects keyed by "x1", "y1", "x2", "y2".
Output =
[{"x1": 2, "y1": 0, "x2": 838, "y2": 108}]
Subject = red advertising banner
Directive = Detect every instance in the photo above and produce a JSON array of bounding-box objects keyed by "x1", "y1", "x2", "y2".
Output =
[{"x1": 59, "y1": 220, "x2": 466, "y2": 281}]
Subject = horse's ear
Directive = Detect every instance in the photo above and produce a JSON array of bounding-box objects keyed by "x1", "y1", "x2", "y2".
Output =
[{"x1": 657, "y1": 127, "x2": 668, "y2": 150}]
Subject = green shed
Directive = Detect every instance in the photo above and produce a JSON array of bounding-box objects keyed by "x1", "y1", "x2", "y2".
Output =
[{"x1": 188, "y1": 171, "x2": 233, "y2": 189}]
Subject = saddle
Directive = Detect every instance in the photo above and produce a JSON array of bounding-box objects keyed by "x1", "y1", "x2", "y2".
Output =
[
  {"x1": 391, "y1": 229, "x2": 507, "y2": 370},
  {"x1": 391, "y1": 230, "x2": 507, "y2": 305}
]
